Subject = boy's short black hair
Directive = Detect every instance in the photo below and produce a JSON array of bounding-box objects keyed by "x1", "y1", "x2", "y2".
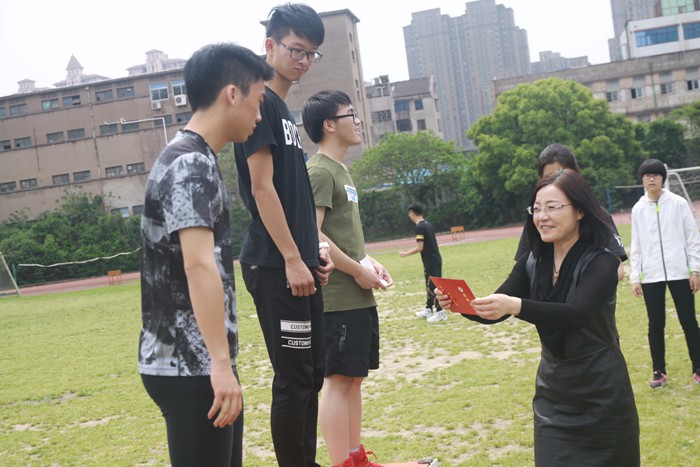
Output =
[
  {"x1": 638, "y1": 158, "x2": 667, "y2": 183},
  {"x1": 184, "y1": 43, "x2": 273, "y2": 113},
  {"x1": 537, "y1": 143, "x2": 579, "y2": 178},
  {"x1": 302, "y1": 90, "x2": 353, "y2": 143},
  {"x1": 408, "y1": 203, "x2": 423, "y2": 216},
  {"x1": 266, "y1": 3, "x2": 325, "y2": 46}
]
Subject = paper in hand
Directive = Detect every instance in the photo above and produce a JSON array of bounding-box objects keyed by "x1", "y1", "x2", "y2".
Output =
[
  {"x1": 360, "y1": 255, "x2": 389, "y2": 288},
  {"x1": 429, "y1": 276, "x2": 477, "y2": 315}
]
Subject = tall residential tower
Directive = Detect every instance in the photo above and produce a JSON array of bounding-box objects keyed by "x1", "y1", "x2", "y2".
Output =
[{"x1": 403, "y1": 0, "x2": 530, "y2": 149}]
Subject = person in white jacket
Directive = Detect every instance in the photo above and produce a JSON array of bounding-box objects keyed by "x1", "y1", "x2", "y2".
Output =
[{"x1": 630, "y1": 158, "x2": 700, "y2": 388}]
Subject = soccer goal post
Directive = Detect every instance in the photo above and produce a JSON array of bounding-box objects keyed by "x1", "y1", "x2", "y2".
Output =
[
  {"x1": 667, "y1": 166, "x2": 700, "y2": 219},
  {"x1": 0, "y1": 252, "x2": 21, "y2": 297}
]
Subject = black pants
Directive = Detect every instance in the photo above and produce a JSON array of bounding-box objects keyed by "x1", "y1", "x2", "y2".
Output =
[
  {"x1": 141, "y1": 370, "x2": 243, "y2": 467},
  {"x1": 424, "y1": 262, "x2": 442, "y2": 311},
  {"x1": 241, "y1": 263, "x2": 325, "y2": 467},
  {"x1": 642, "y1": 280, "x2": 700, "y2": 374}
]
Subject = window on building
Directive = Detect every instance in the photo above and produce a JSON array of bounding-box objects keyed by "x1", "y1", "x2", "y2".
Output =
[
  {"x1": 172, "y1": 79, "x2": 186, "y2": 96},
  {"x1": 0, "y1": 107, "x2": 6, "y2": 117},
  {"x1": 68, "y1": 128, "x2": 86, "y2": 140},
  {"x1": 1, "y1": 140, "x2": 11, "y2": 151},
  {"x1": 417, "y1": 119, "x2": 427, "y2": 130},
  {"x1": 20, "y1": 178, "x2": 37, "y2": 190},
  {"x1": 111, "y1": 207, "x2": 129, "y2": 218},
  {"x1": 127, "y1": 162, "x2": 146, "y2": 174},
  {"x1": 153, "y1": 115, "x2": 172, "y2": 127},
  {"x1": 683, "y1": 22, "x2": 700, "y2": 40},
  {"x1": 132, "y1": 205, "x2": 144, "y2": 215},
  {"x1": 150, "y1": 82, "x2": 169, "y2": 101},
  {"x1": 289, "y1": 110, "x2": 303, "y2": 125},
  {"x1": 52, "y1": 174, "x2": 70, "y2": 185},
  {"x1": 415, "y1": 99, "x2": 424, "y2": 111},
  {"x1": 122, "y1": 122, "x2": 140, "y2": 132},
  {"x1": 63, "y1": 95, "x2": 81, "y2": 106},
  {"x1": 631, "y1": 87, "x2": 645, "y2": 99},
  {"x1": 0, "y1": 181, "x2": 17, "y2": 193},
  {"x1": 176, "y1": 112, "x2": 192, "y2": 123},
  {"x1": 42, "y1": 98, "x2": 59, "y2": 111},
  {"x1": 47, "y1": 132, "x2": 64, "y2": 144},
  {"x1": 117, "y1": 86, "x2": 135, "y2": 99},
  {"x1": 10, "y1": 103, "x2": 27, "y2": 116},
  {"x1": 15, "y1": 137, "x2": 31, "y2": 148},
  {"x1": 394, "y1": 100, "x2": 410, "y2": 112},
  {"x1": 105, "y1": 166, "x2": 123, "y2": 178},
  {"x1": 95, "y1": 90, "x2": 114, "y2": 102},
  {"x1": 660, "y1": 83, "x2": 675, "y2": 95},
  {"x1": 396, "y1": 119, "x2": 412, "y2": 132},
  {"x1": 73, "y1": 170, "x2": 91, "y2": 182},
  {"x1": 636, "y1": 26, "x2": 679, "y2": 47},
  {"x1": 605, "y1": 91, "x2": 620, "y2": 102},
  {"x1": 100, "y1": 123, "x2": 118, "y2": 136},
  {"x1": 351, "y1": 50, "x2": 356, "y2": 62},
  {"x1": 371, "y1": 110, "x2": 393, "y2": 123},
  {"x1": 688, "y1": 79, "x2": 700, "y2": 90}
]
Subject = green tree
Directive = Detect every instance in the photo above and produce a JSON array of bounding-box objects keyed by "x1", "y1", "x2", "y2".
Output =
[
  {"x1": 636, "y1": 118, "x2": 688, "y2": 168},
  {"x1": 670, "y1": 100, "x2": 700, "y2": 166},
  {"x1": 467, "y1": 77, "x2": 644, "y2": 219}
]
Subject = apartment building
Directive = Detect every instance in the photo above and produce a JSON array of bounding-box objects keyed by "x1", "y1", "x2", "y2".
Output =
[
  {"x1": 493, "y1": 49, "x2": 700, "y2": 122},
  {"x1": 365, "y1": 75, "x2": 443, "y2": 142},
  {"x1": 0, "y1": 9, "x2": 369, "y2": 222},
  {"x1": 403, "y1": 0, "x2": 530, "y2": 150}
]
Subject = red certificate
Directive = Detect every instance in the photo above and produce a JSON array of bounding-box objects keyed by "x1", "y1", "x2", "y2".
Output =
[{"x1": 429, "y1": 276, "x2": 477, "y2": 315}]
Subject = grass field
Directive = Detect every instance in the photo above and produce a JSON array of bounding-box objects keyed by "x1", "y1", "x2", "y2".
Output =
[{"x1": 2, "y1": 224, "x2": 700, "y2": 466}]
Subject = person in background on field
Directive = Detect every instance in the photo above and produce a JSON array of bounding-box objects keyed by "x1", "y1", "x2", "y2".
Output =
[
  {"x1": 233, "y1": 4, "x2": 333, "y2": 466},
  {"x1": 514, "y1": 143, "x2": 627, "y2": 281},
  {"x1": 399, "y1": 203, "x2": 445, "y2": 323},
  {"x1": 304, "y1": 90, "x2": 393, "y2": 467},
  {"x1": 630, "y1": 158, "x2": 700, "y2": 388},
  {"x1": 438, "y1": 169, "x2": 639, "y2": 466},
  {"x1": 139, "y1": 43, "x2": 273, "y2": 467}
]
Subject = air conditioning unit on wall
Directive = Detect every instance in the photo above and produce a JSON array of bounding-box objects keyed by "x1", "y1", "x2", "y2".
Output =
[
  {"x1": 174, "y1": 95, "x2": 187, "y2": 107},
  {"x1": 151, "y1": 100, "x2": 162, "y2": 110}
]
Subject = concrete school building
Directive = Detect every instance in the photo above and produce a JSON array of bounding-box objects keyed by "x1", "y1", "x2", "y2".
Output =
[{"x1": 0, "y1": 9, "x2": 372, "y2": 223}]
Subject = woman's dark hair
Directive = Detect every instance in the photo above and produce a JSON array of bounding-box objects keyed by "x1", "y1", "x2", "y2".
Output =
[
  {"x1": 266, "y1": 3, "x2": 325, "y2": 47},
  {"x1": 302, "y1": 90, "x2": 353, "y2": 143},
  {"x1": 536, "y1": 143, "x2": 579, "y2": 178},
  {"x1": 638, "y1": 158, "x2": 667, "y2": 184},
  {"x1": 526, "y1": 169, "x2": 612, "y2": 258}
]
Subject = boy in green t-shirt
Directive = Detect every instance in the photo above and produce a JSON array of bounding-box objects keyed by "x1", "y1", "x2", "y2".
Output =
[{"x1": 304, "y1": 90, "x2": 393, "y2": 467}]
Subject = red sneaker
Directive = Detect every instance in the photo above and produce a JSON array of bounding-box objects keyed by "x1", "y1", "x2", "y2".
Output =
[
  {"x1": 331, "y1": 457, "x2": 354, "y2": 467},
  {"x1": 350, "y1": 444, "x2": 384, "y2": 467}
]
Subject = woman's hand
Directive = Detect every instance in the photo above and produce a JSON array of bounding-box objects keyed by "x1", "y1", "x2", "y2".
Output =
[
  {"x1": 434, "y1": 287, "x2": 452, "y2": 310},
  {"x1": 471, "y1": 293, "x2": 521, "y2": 320}
]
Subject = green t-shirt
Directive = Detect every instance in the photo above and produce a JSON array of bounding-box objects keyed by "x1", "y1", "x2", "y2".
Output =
[{"x1": 307, "y1": 153, "x2": 376, "y2": 312}]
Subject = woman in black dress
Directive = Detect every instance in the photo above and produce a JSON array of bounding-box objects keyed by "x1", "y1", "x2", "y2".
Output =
[{"x1": 437, "y1": 169, "x2": 639, "y2": 466}]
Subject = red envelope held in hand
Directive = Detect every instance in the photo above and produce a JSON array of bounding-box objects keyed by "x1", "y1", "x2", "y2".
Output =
[{"x1": 430, "y1": 276, "x2": 477, "y2": 315}]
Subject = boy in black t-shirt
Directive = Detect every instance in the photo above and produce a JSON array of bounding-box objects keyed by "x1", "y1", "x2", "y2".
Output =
[
  {"x1": 400, "y1": 203, "x2": 445, "y2": 322},
  {"x1": 233, "y1": 4, "x2": 333, "y2": 466},
  {"x1": 139, "y1": 44, "x2": 272, "y2": 467}
]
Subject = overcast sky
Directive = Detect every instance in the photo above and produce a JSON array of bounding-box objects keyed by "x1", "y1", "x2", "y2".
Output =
[{"x1": 0, "y1": 0, "x2": 614, "y2": 97}]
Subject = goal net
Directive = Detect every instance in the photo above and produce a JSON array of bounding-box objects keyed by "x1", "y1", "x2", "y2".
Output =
[
  {"x1": 667, "y1": 166, "x2": 700, "y2": 219},
  {"x1": 0, "y1": 252, "x2": 21, "y2": 297}
]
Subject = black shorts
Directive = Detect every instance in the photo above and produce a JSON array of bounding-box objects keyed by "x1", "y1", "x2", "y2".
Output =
[{"x1": 324, "y1": 307, "x2": 380, "y2": 378}]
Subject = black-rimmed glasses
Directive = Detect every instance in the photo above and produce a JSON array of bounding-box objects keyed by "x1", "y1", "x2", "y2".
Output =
[
  {"x1": 328, "y1": 111, "x2": 359, "y2": 124},
  {"x1": 278, "y1": 41, "x2": 323, "y2": 63},
  {"x1": 527, "y1": 203, "x2": 572, "y2": 216}
]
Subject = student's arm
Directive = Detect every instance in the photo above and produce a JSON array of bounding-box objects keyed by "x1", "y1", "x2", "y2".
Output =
[
  {"x1": 247, "y1": 147, "x2": 316, "y2": 297},
  {"x1": 316, "y1": 207, "x2": 385, "y2": 290},
  {"x1": 399, "y1": 240, "x2": 423, "y2": 257},
  {"x1": 180, "y1": 227, "x2": 241, "y2": 428}
]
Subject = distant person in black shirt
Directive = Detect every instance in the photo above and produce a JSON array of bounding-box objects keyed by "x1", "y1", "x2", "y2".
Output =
[
  {"x1": 514, "y1": 144, "x2": 626, "y2": 281},
  {"x1": 399, "y1": 203, "x2": 445, "y2": 322}
]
